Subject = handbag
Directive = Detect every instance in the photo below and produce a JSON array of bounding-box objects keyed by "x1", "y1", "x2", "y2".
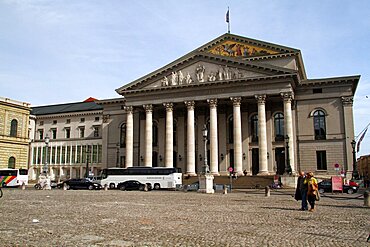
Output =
[{"x1": 315, "y1": 190, "x2": 320, "y2": 201}]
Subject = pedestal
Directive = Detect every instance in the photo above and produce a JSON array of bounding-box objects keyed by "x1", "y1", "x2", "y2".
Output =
[
  {"x1": 198, "y1": 174, "x2": 214, "y2": 194},
  {"x1": 280, "y1": 175, "x2": 297, "y2": 188}
]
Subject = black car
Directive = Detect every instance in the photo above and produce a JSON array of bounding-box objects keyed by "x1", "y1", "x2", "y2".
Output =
[
  {"x1": 117, "y1": 180, "x2": 151, "y2": 191},
  {"x1": 58, "y1": 178, "x2": 101, "y2": 190},
  {"x1": 318, "y1": 180, "x2": 358, "y2": 194}
]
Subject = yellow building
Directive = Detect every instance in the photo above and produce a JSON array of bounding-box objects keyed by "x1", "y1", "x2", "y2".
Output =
[
  {"x1": 0, "y1": 97, "x2": 31, "y2": 169},
  {"x1": 357, "y1": 155, "x2": 370, "y2": 178}
]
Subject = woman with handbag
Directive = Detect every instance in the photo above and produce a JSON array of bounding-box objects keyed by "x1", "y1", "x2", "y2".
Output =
[{"x1": 305, "y1": 172, "x2": 318, "y2": 212}]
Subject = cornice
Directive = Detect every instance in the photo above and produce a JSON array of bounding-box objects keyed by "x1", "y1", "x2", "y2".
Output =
[{"x1": 35, "y1": 110, "x2": 102, "y2": 119}]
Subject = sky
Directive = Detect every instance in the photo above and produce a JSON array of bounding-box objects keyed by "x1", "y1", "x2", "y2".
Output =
[{"x1": 1, "y1": 0, "x2": 370, "y2": 156}]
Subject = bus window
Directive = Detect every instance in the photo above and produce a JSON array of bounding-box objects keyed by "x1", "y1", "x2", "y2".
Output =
[{"x1": 19, "y1": 169, "x2": 28, "y2": 175}]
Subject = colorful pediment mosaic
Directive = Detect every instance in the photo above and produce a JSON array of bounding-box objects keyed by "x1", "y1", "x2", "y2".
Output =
[{"x1": 207, "y1": 40, "x2": 279, "y2": 58}]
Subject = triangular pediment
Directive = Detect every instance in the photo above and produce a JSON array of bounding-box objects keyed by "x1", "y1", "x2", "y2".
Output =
[{"x1": 116, "y1": 33, "x2": 304, "y2": 95}]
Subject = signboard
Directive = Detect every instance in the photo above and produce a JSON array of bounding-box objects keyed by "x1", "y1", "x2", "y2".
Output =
[
  {"x1": 334, "y1": 163, "x2": 340, "y2": 171},
  {"x1": 331, "y1": 176, "x2": 343, "y2": 192}
]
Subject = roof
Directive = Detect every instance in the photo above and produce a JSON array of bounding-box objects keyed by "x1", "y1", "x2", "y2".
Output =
[{"x1": 31, "y1": 101, "x2": 103, "y2": 115}]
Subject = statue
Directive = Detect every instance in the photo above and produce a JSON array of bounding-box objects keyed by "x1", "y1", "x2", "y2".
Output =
[
  {"x1": 217, "y1": 66, "x2": 223, "y2": 81},
  {"x1": 196, "y1": 64, "x2": 205, "y2": 82},
  {"x1": 186, "y1": 72, "x2": 193, "y2": 84},
  {"x1": 178, "y1": 70, "x2": 184, "y2": 85},
  {"x1": 171, "y1": 71, "x2": 178, "y2": 85},
  {"x1": 162, "y1": 76, "x2": 168, "y2": 86}
]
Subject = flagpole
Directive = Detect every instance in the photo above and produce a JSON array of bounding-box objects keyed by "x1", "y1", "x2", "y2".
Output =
[{"x1": 355, "y1": 122, "x2": 370, "y2": 140}]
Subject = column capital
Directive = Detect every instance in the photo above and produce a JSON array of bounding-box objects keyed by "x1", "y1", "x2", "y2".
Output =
[
  {"x1": 184, "y1": 101, "x2": 195, "y2": 110},
  {"x1": 207, "y1": 98, "x2": 218, "y2": 107},
  {"x1": 255, "y1": 94, "x2": 266, "y2": 104},
  {"x1": 124, "y1": 106, "x2": 134, "y2": 113},
  {"x1": 143, "y1": 104, "x2": 153, "y2": 112},
  {"x1": 341, "y1": 96, "x2": 353, "y2": 106},
  {"x1": 230, "y1": 97, "x2": 242, "y2": 106},
  {"x1": 280, "y1": 92, "x2": 294, "y2": 101},
  {"x1": 163, "y1": 102, "x2": 173, "y2": 111}
]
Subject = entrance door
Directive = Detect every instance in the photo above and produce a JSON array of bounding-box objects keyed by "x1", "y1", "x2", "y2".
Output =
[
  {"x1": 229, "y1": 149, "x2": 234, "y2": 170},
  {"x1": 275, "y1": 148, "x2": 285, "y2": 175},
  {"x1": 252, "y1": 148, "x2": 259, "y2": 175},
  {"x1": 152, "y1": 151, "x2": 158, "y2": 167}
]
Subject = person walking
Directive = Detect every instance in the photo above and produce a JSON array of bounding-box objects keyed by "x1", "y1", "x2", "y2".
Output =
[
  {"x1": 305, "y1": 172, "x2": 318, "y2": 212},
  {"x1": 295, "y1": 171, "x2": 308, "y2": 211}
]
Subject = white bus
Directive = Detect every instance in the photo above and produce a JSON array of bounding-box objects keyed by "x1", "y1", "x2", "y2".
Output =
[
  {"x1": 0, "y1": 168, "x2": 29, "y2": 187},
  {"x1": 100, "y1": 167, "x2": 182, "y2": 190}
]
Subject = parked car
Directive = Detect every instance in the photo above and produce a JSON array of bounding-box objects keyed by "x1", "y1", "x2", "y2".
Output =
[
  {"x1": 57, "y1": 178, "x2": 101, "y2": 190},
  {"x1": 318, "y1": 180, "x2": 358, "y2": 194},
  {"x1": 117, "y1": 180, "x2": 152, "y2": 191}
]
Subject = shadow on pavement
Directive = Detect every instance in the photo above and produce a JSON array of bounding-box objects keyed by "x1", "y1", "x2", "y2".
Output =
[{"x1": 260, "y1": 206, "x2": 298, "y2": 211}]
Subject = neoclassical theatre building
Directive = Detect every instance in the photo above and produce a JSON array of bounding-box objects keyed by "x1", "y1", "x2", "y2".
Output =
[{"x1": 97, "y1": 33, "x2": 359, "y2": 178}]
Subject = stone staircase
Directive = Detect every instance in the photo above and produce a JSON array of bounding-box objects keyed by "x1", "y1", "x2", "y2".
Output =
[{"x1": 182, "y1": 175, "x2": 275, "y2": 189}]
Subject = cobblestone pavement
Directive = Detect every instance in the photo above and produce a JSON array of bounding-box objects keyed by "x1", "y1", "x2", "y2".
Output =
[{"x1": 0, "y1": 188, "x2": 369, "y2": 246}]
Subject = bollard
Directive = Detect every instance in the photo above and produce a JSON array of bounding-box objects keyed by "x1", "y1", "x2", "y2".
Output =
[
  {"x1": 144, "y1": 184, "x2": 148, "y2": 192},
  {"x1": 21, "y1": 182, "x2": 26, "y2": 190},
  {"x1": 265, "y1": 186, "x2": 270, "y2": 197},
  {"x1": 63, "y1": 183, "x2": 67, "y2": 191},
  {"x1": 364, "y1": 190, "x2": 370, "y2": 207},
  {"x1": 223, "y1": 185, "x2": 228, "y2": 195},
  {"x1": 104, "y1": 184, "x2": 108, "y2": 191}
]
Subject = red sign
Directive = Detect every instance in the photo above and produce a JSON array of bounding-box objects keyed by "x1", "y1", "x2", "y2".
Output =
[
  {"x1": 228, "y1": 167, "x2": 233, "y2": 173},
  {"x1": 334, "y1": 163, "x2": 339, "y2": 168},
  {"x1": 331, "y1": 176, "x2": 343, "y2": 192}
]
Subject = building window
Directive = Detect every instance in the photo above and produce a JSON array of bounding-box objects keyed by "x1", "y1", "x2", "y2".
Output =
[
  {"x1": 10, "y1": 119, "x2": 18, "y2": 137},
  {"x1": 65, "y1": 128, "x2": 71, "y2": 139},
  {"x1": 51, "y1": 128, "x2": 57, "y2": 139},
  {"x1": 38, "y1": 129, "x2": 44, "y2": 140},
  {"x1": 95, "y1": 117, "x2": 100, "y2": 121},
  {"x1": 94, "y1": 126, "x2": 100, "y2": 137},
  {"x1": 80, "y1": 118, "x2": 85, "y2": 123},
  {"x1": 120, "y1": 123, "x2": 126, "y2": 147},
  {"x1": 66, "y1": 119, "x2": 71, "y2": 124},
  {"x1": 53, "y1": 120, "x2": 57, "y2": 125},
  {"x1": 313, "y1": 110, "x2": 326, "y2": 140},
  {"x1": 8, "y1": 157, "x2": 16, "y2": 169},
  {"x1": 153, "y1": 122, "x2": 158, "y2": 147},
  {"x1": 316, "y1": 150, "x2": 327, "y2": 170},
  {"x1": 251, "y1": 114, "x2": 258, "y2": 142},
  {"x1": 79, "y1": 127, "x2": 85, "y2": 138},
  {"x1": 274, "y1": 112, "x2": 284, "y2": 141}
]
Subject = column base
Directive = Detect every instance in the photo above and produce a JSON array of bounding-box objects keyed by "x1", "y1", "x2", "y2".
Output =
[
  {"x1": 257, "y1": 171, "x2": 269, "y2": 176},
  {"x1": 211, "y1": 172, "x2": 220, "y2": 176},
  {"x1": 198, "y1": 174, "x2": 215, "y2": 194}
]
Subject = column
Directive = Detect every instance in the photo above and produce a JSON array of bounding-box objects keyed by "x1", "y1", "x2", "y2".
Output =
[
  {"x1": 125, "y1": 106, "x2": 134, "y2": 167},
  {"x1": 143, "y1": 104, "x2": 153, "y2": 167},
  {"x1": 341, "y1": 96, "x2": 355, "y2": 174},
  {"x1": 185, "y1": 101, "x2": 196, "y2": 175},
  {"x1": 281, "y1": 92, "x2": 295, "y2": 174},
  {"x1": 207, "y1": 99, "x2": 219, "y2": 175},
  {"x1": 231, "y1": 97, "x2": 243, "y2": 175},
  {"x1": 255, "y1": 95, "x2": 268, "y2": 175},
  {"x1": 164, "y1": 103, "x2": 174, "y2": 168}
]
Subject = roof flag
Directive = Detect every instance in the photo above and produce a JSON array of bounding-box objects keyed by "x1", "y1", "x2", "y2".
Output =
[
  {"x1": 357, "y1": 127, "x2": 368, "y2": 153},
  {"x1": 226, "y1": 7, "x2": 230, "y2": 33}
]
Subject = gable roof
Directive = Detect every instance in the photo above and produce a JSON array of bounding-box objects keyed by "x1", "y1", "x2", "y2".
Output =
[
  {"x1": 31, "y1": 101, "x2": 103, "y2": 115},
  {"x1": 116, "y1": 33, "x2": 305, "y2": 95}
]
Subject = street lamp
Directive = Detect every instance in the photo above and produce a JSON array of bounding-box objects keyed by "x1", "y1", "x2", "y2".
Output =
[
  {"x1": 85, "y1": 146, "x2": 91, "y2": 178},
  {"x1": 351, "y1": 140, "x2": 357, "y2": 179},
  {"x1": 285, "y1": 135, "x2": 291, "y2": 174},
  {"x1": 202, "y1": 125, "x2": 209, "y2": 174},
  {"x1": 43, "y1": 135, "x2": 50, "y2": 174}
]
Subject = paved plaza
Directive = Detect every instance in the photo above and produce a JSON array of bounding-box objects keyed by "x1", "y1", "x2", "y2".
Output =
[{"x1": 0, "y1": 188, "x2": 369, "y2": 246}]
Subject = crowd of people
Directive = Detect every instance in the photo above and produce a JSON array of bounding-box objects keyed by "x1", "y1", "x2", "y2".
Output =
[{"x1": 295, "y1": 171, "x2": 319, "y2": 212}]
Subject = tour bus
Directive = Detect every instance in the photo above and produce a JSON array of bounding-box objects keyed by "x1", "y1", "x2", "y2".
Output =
[
  {"x1": 99, "y1": 167, "x2": 182, "y2": 190},
  {"x1": 0, "y1": 168, "x2": 29, "y2": 187}
]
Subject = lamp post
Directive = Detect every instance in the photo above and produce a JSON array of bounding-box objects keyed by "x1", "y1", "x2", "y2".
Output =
[
  {"x1": 43, "y1": 135, "x2": 50, "y2": 174},
  {"x1": 85, "y1": 146, "x2": 91, "y2": 178},
  {"x1": 351, "y1": 140, "x2": 357, "y2": 179},
  {"x1": 202, "y1": 125, "x2": 209, "y2": 174},
  {"x1": 285, "y1": 135, "x2": 291, "y2": 174}
]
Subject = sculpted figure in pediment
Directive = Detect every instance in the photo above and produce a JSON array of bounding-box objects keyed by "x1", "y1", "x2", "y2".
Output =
[
  {"x1": 171, "y1": 71, "x2": 178, "y2": 85},
  {"x1": 178, "y1": 70, "x2": 184, "y2": 85},
  {"x1": 162, "y1": 76, "x2": 169, "y2": 86},
  {"x1": 186, "y1": 72, "x2": 193, "y2": 84},
  {"x1": 217, "y1": 66, "x2": 223, "y2": 81},
  {"x1": 196, "y1": 64, "x2": 205, "y2": 82},
  {"x1": 208, "y1": 72, "x2": 216, "y2": 82}
]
